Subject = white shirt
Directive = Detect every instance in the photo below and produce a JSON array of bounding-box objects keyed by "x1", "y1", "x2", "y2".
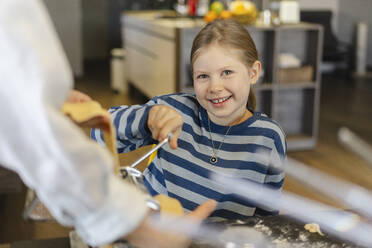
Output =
[{"x1": 0, "y1": 0, "x2": 148, "y2": 246}]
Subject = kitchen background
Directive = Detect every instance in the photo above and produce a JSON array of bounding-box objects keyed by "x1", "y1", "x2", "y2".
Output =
[
  {"x1": 42, "y1": 0, "x2": 372, "y2": 77},
  {"x1": 0, "y1": 0, "x2": 371, "y2": 246}
]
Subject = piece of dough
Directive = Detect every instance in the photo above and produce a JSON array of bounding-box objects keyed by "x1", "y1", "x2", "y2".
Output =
[
  {"x1": 153, "y1": 194, "x2": 184, "y2": 216},
  {"x1": 62, "y1": 101, "x2": 109, "y2": 122},
  {"x1": 62, "y1": 101, "x2": 119, "y2": 174},
  {"x1": 304, "y1": 223, "x2": 324, "y2": 236}
]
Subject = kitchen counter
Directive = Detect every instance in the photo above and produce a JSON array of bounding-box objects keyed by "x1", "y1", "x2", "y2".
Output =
[{"x1": 3, "y1": 215, "x2": 360, "y2": 247}]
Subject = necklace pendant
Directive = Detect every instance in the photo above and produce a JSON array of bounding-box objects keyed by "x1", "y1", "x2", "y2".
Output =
[{"x1": 210, "y1": 156, "x2": 218, "y2": 164}]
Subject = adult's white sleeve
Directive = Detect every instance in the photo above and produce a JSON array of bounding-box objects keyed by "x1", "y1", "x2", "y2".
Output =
[{"x1": 0, "y1": 0, "x2": 149, "y2": 246}]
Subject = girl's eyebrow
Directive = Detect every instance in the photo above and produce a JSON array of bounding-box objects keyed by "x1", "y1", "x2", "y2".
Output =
[
  {"x1": 194, "y1": 65, "x2": 233, "y2": 74},
  {"x1": 219, "y1": 65, "x2": 233, "y2": 71},
  {"x1": 193, "y1": 70, "x2": 208, "y2": 74}
]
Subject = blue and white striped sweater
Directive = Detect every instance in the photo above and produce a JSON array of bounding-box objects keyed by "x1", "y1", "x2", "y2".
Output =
[{"x1": 91, "y1": 93, "x2": 286, "y2": 221}]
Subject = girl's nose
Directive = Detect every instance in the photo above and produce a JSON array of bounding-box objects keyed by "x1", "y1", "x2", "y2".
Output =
[{"x1": 209, "y1": 78, "x2": 224, "y2": 93}]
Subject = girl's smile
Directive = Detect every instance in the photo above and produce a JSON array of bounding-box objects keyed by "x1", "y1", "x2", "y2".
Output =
[{"x1": 209, "y1": 95, "x2": 232, "y2": 106}]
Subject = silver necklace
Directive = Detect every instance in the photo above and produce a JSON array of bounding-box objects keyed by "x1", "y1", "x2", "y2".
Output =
[{"x1": 207, "y1": 117, "x2": 232, "y2": 164}]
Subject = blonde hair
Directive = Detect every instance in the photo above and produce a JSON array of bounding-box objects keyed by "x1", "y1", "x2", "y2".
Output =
[{"x1": 190, "y1": 19, "x2": 258, "y2": 110}]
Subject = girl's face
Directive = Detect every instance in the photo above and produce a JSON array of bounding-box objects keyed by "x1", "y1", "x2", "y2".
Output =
[{"x1": 193, "y1": 43, "x2": 260, "y2": 126}]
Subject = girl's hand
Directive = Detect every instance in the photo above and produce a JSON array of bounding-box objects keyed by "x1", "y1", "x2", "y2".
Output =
[{"x1": 148, "y1": 105, "x2": 183, "y2": 149}]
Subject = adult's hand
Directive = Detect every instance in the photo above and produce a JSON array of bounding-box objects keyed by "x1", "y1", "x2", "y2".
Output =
[
  {"x1": 66, "y1": 89, "x2": 92, "y2": 103},
  {"x1": 126, "y1": 199, "x2": 217, "y2": 248},
  {"x1": 64, "y1": 90, "x2": 110, "y2": 132}
]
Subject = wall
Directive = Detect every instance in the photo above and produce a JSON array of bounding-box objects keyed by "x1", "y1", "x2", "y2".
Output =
[
  {"x1": 82, "y1": 0, "x2": 109, "y2": 59},
  {"x1": 44, "y1": 0, "x2": 110, "y2": 73},
  {"x1": 298, "y1": 0, "x2": 339, "y2": 11},
  {"x1": 338, "y1": 0, "x2": 372, "y2": 67},
  {"x1": 43, "y1": 0, "x2": 83, "y2": 76}
]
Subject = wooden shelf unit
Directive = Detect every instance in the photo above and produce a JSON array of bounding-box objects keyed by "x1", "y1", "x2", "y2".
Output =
[{"x1": 178, "y1": 23, "x2": 323, "y2": 150}]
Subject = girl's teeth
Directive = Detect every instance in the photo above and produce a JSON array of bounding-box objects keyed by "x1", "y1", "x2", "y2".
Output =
[{"x1": 212, "y1": 96, "x2": 230, "y2": 103}]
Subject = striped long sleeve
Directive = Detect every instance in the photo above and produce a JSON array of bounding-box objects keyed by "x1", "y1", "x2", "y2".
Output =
[{"x1": 91, "y1": 93, "x2": 286, "y2": 220}]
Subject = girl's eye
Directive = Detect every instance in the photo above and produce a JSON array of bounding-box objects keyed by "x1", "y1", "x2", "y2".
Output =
[
  {"x1": 196, "y1": 74, "x2": 209, "y2": 79},
  {"x1": 222, "y1": 70, "x2": 233, "y2": 76}
]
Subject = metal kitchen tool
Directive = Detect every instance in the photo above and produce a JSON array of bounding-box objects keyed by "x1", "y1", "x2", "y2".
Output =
[
  {"x1": 119, "y1": 134, "x2": 172, "y2": 193},
  {"x1": 119, "y1": 134, "x2": 171, "y2": 211}
]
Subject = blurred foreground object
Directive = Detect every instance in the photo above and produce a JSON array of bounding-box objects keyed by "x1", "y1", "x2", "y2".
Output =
[
  {"x1": 338, "y1": 127, "x2": 372, "y2": 166},
  {"x1": 212, "y1": 172, "x2": 372, "y2": 247}
]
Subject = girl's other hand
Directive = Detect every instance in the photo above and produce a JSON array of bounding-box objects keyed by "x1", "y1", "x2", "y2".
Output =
[
  {"x1": 66, "y1": 89, "x2": 92, "y2": 103},
  {"x1": 148, "y1": 105, "x2": 184, "y2": 149}
]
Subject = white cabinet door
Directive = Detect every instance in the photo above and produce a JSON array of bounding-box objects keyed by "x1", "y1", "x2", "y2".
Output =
[{"x1": 124, "y1": 21, "x2": 176, "y2": 98}]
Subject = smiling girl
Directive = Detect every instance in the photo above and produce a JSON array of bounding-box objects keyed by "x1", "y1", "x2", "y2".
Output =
[{"x1": 92, "y1": 19, "x2": 286, "y2": 220}]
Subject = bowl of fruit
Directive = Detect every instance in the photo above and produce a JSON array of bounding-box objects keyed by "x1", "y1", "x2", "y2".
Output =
[{"x1": 229, "y1": 0, "x2": 258, "y2": 25}]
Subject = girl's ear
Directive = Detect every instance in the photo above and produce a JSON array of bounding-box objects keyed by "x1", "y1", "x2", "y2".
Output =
[{"x1": 249, "y1": 60, "x2": 261, "y2": 85}]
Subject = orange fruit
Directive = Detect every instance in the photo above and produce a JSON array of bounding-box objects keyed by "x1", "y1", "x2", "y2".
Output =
[
  {"x1": 220, "y1": 10, "x2": 232, "y2": 19},
  {"x1": 204, "y1": 11, "x2": 217, "y2": 23}
]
